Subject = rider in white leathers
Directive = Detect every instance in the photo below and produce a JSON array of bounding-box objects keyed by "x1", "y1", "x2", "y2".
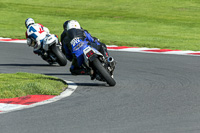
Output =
[{"x1": 25, "y1": 18, "x2": 50, "y2": 54}]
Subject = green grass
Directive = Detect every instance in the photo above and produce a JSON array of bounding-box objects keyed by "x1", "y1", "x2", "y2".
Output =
[
  {"x1": 0, "y1": 72, "x2": 67, "y2": 99},
  {"x1": 1, "y1": 0, "x2": 200, "y2": 50}
]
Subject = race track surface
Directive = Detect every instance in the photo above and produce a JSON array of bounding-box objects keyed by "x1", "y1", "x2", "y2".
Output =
[{"x1": 1, "y1": 42, "x2": 200, "y2": 133}]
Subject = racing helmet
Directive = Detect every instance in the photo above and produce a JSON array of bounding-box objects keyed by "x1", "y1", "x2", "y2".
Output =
[
  {"x1": 25, "y1": 18, "x2": 35, "y2": 28},
  {"x1": 67, "y1": 20, "x2": 81, "y2": 31}
]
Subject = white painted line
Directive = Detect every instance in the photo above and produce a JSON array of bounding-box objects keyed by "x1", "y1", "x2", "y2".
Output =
[
  {"x1": 0, "y1": 103, "x2": 27, "y2": 112},
  {"x1": 0, "y1": 40, "x2": 26, "y2": 43}
]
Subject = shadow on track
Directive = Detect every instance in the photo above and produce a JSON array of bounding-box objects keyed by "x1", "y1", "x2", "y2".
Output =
[
  {"x1": 43, "y1": 73, "x2": 106, "y2": 87},
  {"x1": 0, "y1": 64, "x2": 59, "y2": 67},
  {"x1": 73, "y1": 82, "x2": 106, "y2": 87},
  {"x1": 43, "y1": 73, "x2": 72, "y2": 76}
]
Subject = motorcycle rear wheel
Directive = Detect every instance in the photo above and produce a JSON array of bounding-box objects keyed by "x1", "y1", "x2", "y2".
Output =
[
  {"x1": 92, "y1": 58, "x2": 116, "y2": 86},
  {"x1": 51, "y1": 44, "x2": 67, "y2": 66}
]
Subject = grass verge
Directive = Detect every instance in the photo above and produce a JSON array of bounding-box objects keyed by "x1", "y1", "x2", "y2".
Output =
[
  {"x1": 1, "y1": 0, "x2": 200, "y2": 50},
  {"x1": 0, "y1": 72, "x2": 67, "y2": 99}
]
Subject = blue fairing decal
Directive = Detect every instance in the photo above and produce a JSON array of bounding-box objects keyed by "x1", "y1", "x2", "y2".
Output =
[
  {"x1": 29, "y1": 33, "x2": 38, "y2": 40},
  {"x1": 29, "y1": 26, "x2": 37, "y2": 32}
]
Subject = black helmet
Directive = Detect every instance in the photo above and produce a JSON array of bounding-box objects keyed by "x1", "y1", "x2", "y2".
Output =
[{"x1": 63, "y1": 20, "x2": 70, "y2": 30}]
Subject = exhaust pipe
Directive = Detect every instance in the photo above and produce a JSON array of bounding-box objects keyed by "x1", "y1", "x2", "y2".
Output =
[{"x1": 107, "y1": 56, "x2": 116, "y2": 68}]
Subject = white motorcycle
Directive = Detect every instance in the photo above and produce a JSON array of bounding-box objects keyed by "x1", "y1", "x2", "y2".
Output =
[{"x1": 37, "y1": 34, "x2": 67, "y2": 66}]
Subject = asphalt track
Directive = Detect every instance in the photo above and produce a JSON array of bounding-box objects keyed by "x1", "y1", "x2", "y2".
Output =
[{"x1": 1, "y1": 42, "x2": 200, "y2": 133}]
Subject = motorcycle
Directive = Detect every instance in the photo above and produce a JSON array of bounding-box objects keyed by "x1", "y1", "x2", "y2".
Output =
[
  {"x1": 82, "y1": 44, "x2": 116, "y2": 86},
  {"x1": 36, "y1": 34, "x2": 67, "y2": 66}
]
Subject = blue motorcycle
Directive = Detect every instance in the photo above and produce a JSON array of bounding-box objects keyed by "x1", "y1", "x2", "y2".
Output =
[{"x1": 72, "y1": 38, "x2": 116, "y2": 86}]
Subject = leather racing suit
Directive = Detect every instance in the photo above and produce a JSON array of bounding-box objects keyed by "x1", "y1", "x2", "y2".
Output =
[{"x1": 61, "y1": 28, "x2": 109, "y2": 75}]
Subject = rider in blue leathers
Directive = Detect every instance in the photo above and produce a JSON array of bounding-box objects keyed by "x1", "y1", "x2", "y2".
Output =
[{"x1": 61, "y1": 20, "x2": 110, "y2": 75}]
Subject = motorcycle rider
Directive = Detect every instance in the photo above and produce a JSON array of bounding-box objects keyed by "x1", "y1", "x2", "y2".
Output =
[
  {"x1": 25, "y1": 18, "x2": 51, "y2": 55},
  {"x1": 61, "y1": 20, "x2": 111, "y2": 75},
  {"x1": 25, "y1": 18, "x2": 67, "y2": 66}
]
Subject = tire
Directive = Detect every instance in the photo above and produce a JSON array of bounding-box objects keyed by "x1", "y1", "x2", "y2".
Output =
[
  {"x1": 51, "y1": 44, "x2": 67, "y2": 66},
  {"x1": 92, "y1": 58, "x2": 116, "y2": 86}
]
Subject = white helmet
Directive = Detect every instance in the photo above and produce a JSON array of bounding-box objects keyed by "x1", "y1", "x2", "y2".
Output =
[
  {"x1": 67, "y1": 20, "x2": 81, "y2": 31},
  {"x1": 25, "y1": 18, "x2": 35, "y2": 28}
]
